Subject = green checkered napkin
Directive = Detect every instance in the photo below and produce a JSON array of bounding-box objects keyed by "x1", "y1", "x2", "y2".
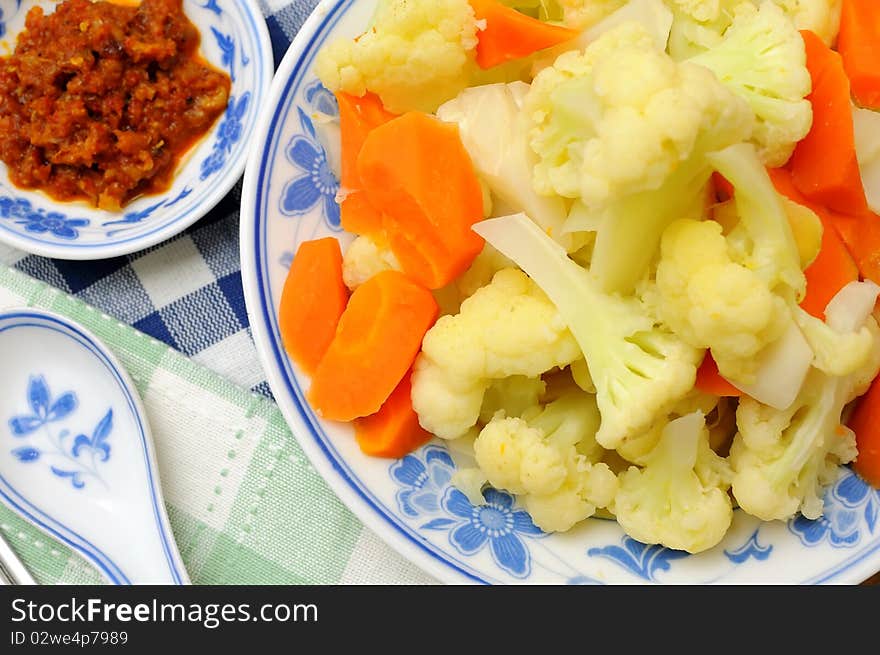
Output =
[{"x1": 0, "y1": 266, "x2": 435, "y2": 585}]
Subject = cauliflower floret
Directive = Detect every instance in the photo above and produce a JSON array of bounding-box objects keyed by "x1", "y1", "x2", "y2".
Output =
[
  {"x1": 667, "y1": 1, "x2": 839, "y2": 60},
  {"x1": 315, "y1": 0, "x2": 478, "y2": 113},
  {"x1": 473, "y1": 391, "x2": 618, "y2": 532},
  {"x1": 614, "y1": 412, "x2": 733, "y2": 553},
  {"x1": 526, "y1": 22, "x2": 751, "y2": 204},
  {"x1": 479, "y1": 376, "x2": 547, "y2": 424},
  {"x1": 689, "y1": 1, "x2": 813, "y2": 166},
  {"x1": 474, "y1": 213, "x2": 704, "y2": 450},
  {"x1": 615, "y1": 389, "x2": 721, "y2": 464},
  {"x1": 656, "y1": 219, "x2": 787, "y2": 380},
  {"x1": 556, "y1": 0, "x2": 629, "y2": 28},
  {"x1": 526, "y1": 22, "x2": 753, "y2": 292},
  {"x1": 342, "y1": 235, "x2": 401, "y2": 289},
  {"x1": 769, "y1": 0, "x2": 841, "y2": 45},
  {"x1": 412, "y1": 268, "x2": 581, "y2": 439},
  {"x1": 731, "y1": 284, "x2": 880, "y2": 521}
]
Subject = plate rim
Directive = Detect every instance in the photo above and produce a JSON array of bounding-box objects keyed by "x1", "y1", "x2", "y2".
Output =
[
  {"x1": 239, "y1": 0, "x2": 880, "y2": 585},
  {"x1": 0, "y1": 0, "x2": 274, "y2": 261}
]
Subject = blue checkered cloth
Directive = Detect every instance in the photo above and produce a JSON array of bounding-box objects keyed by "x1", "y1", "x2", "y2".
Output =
[{"x1": 0, "y1": 0, "x2": 322, "y2": 398}]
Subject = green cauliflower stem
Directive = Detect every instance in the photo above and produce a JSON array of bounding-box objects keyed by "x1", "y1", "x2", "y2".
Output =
[
  {"x1": 688, "y1": 1, "x2": 813, "y2": 167},
  {"x1": 706, "y1": 143, "x2": 805, "y2": 299},
  {"x1": 314, "y1": 0, "x2": 479, "y2": 113},
  {"x1": 474, "y1": 213, "x2": 703, "y2": 451},
  {"x1": 613, "y1": 411, "x2": 734, "y2": 553},
  {"x1": 731, "y1": 317, "x2": 880, "y2": 521},
  {"x1": 411, "y1": 268, "x2": 581, "y2": 439},
  {"x1": 473, "y1": 391, "x2": 618, "y2": 532},
  {"x1": 655, "y1": 218, "x2": 787, "y2": 381}
]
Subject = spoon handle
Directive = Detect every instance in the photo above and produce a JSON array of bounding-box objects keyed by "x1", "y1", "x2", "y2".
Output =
[{"x1": 0, "y1": 531, "x2": 37, "y2": 585}]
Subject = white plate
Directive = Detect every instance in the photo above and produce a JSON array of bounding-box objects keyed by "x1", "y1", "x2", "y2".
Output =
[
  {"x1": 0, "y1": 0, "x2": 272, "y2": 260},
  {"x1": 240, "y1": 0, "x2": 880, "y2": 584}
]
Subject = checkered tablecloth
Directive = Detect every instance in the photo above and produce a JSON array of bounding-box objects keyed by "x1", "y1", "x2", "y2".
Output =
[{"x1": 0, "y1": 0, "x2": 324, "y2": 400}]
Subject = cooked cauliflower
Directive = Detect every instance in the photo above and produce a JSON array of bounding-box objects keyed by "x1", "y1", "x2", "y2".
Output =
[
  {"x1": 689, "y1": 1, "x2": 813, "y2": 166},
  {"x1": 770, "y1": 0, "x2": 841, "y2": 45},
  {"x1": 615, "y1": 389, "x2": 721, "y2": 464},
  {"x1": 731, "y1": 285, "x2": 880, "y2": 521},
  {"x1": 614, "y1": 412, "x2": 733, "y2": 553},
  {"x1": 474, "y1": 213, "x2": 704, "y2": 450},
  {"x1": 667, "y1": 1, "x2": 840, "y2": 60},
  {"x1": 525, "y1": 22, "x2": 752, "y2": 291},
  {"x1": 656, "y1": 219, "x2": 787, "y2": 380},
  {"x1": 341, "y1": 235, "x2": 401, "y2": 289},
  {"x1": 526, "y1": 22, "x2": 751, "y2": 204},
  {"x1": 473, "y1": 392, "x2": 618, "y2": 532},
  {"x1": 411, "y1": 268, "x2": 581, "y2": 439},
  {"x1": 315, "y1": 0, "x2": 478, "y2": 113},
  {"x1": 556, "y1": 0, "x2": 629, "y2": 28}
]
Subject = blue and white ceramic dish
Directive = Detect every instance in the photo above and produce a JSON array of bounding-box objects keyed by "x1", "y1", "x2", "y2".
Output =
[
  {"x1": 240, "y1": 0, "x2": 880, "y2": 584},
  {"x1": 0, "y1": 0, "x2": 272, "y2": 260},
  {"x1": 0, "y1": 308, "x2": 188, "y2": 584}
]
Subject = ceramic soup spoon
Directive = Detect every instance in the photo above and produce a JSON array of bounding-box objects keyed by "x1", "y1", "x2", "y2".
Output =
[{"x1": 0, "y1": 308, "x2": 188, "y2": 584}]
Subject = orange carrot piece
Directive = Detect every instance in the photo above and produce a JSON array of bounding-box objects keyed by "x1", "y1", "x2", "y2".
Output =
[
  {"x1": 848, "y1": 376, "x2": 880, "y2": 488},
  {"x1": 769, "y1": 167, "x2": 860, "y2": 318},
  {"x1": 278, "y1": 238, "x2": 349, "y2": 376},
  {"x1": 341, "y1": 191, "x2": 384, "y2": 236},
  {"x1": 308, "y1": 270, "x2": 438, "y2": 422},
  {"x1": 357, "y1": 112, "x2": 485, "y2": 289},
  {"x1": 801, "y1": 217, "x2": 860, "y2": 319},
  {"x1": 712, "y1": 172, "x2": 735, "y2": 203},
  {"x1": 695, "y1": 352, "x2": 742, "y2": 398},
  {"x1": 790, "y1": 30, "x2": 869, "y2": 216},
  {"x1": 469, "y1": 0, "x2": 579, "y2": 69},
  {"x1": 771, "y1": 166, "x2": 880, "y2": 285},
  {"x1": 354, "y1": 372, "x2": 432, "y2": 458},
  {"x1": 336, "y1": 92, "x2": 397, "y2": 235},
  {"x1": 838, "y1": 0, "x2": 880, "y2": 110}
]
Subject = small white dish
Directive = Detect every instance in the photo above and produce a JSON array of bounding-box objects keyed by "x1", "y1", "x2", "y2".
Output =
[
  {"x1": 240, "y1": 0, "x2": 880, "y2": 584},
  {"x1": 0, "y1": 0, "x2": 273, "y2": 260},
  {"x1": 0, "y1": 308, "x2": 188, "y2": 584}
]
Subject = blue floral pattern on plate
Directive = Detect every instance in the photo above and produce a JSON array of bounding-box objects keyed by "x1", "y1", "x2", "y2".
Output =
[
  {"x1": 789, "y1": 469, "x2": 880, "y2": 548},
  {"x1": 390, "y1": 445, "x2": 543, "y2": 579},
  {"x1": 0, "y1": 197, "x2": 89, "y2": 240},
  {"x1": 587, "y1": 537, "x2": 690, "y2": 582},
  {"x1": 278, "y1": 81, "x2": 341, "y2": 230},
  {"x1": 724, "y1": 529, "x2": 773, "y2": 564},
  {"x1": 8, "y1": 375, "x2": 112, "y2": 490}
]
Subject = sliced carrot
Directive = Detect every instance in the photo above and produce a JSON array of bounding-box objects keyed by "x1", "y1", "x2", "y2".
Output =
[
  {"x1": 838, "y1": 0, "x2": 880, "y2": 110},
  {"x1": 357, "y1": 112, "x2": 485, "y2": 289},
  {"x1": 769, "y1": 167, "x2": 860, "y2": 318},
  {"x1": 822, "y1": 211, "x2": 880, "y2": 285},
  {"x1": 354, "y1": 372, "x2": 432, "y2": 458},
  {"x1": 790, "y1": 30, "x2": 869, "y2": 216},
  {"x1": 767, "y1": 168, "x2": 880, "y2": 288},
  {"x1": 278, "y1": 238, "x2": 349, "y2": 376},
  {"x1": 695, "y1": 352, "x2": 742, "y2": 398},
  {"x1": 469, "y1": 0, "x2": 579, "y2": 69},
  {"x1": 336, "y1": 91, "x2": 397, "y2": 235},
  {"x1": 848, "y1": 376, "x2": 880, "y2": 488},
  {"x1": 308, "y1": 270, "x2": 438, "y2": 422},
  {"x1": 712, "y1": 172, "x2": 735, "y2": 203}
]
